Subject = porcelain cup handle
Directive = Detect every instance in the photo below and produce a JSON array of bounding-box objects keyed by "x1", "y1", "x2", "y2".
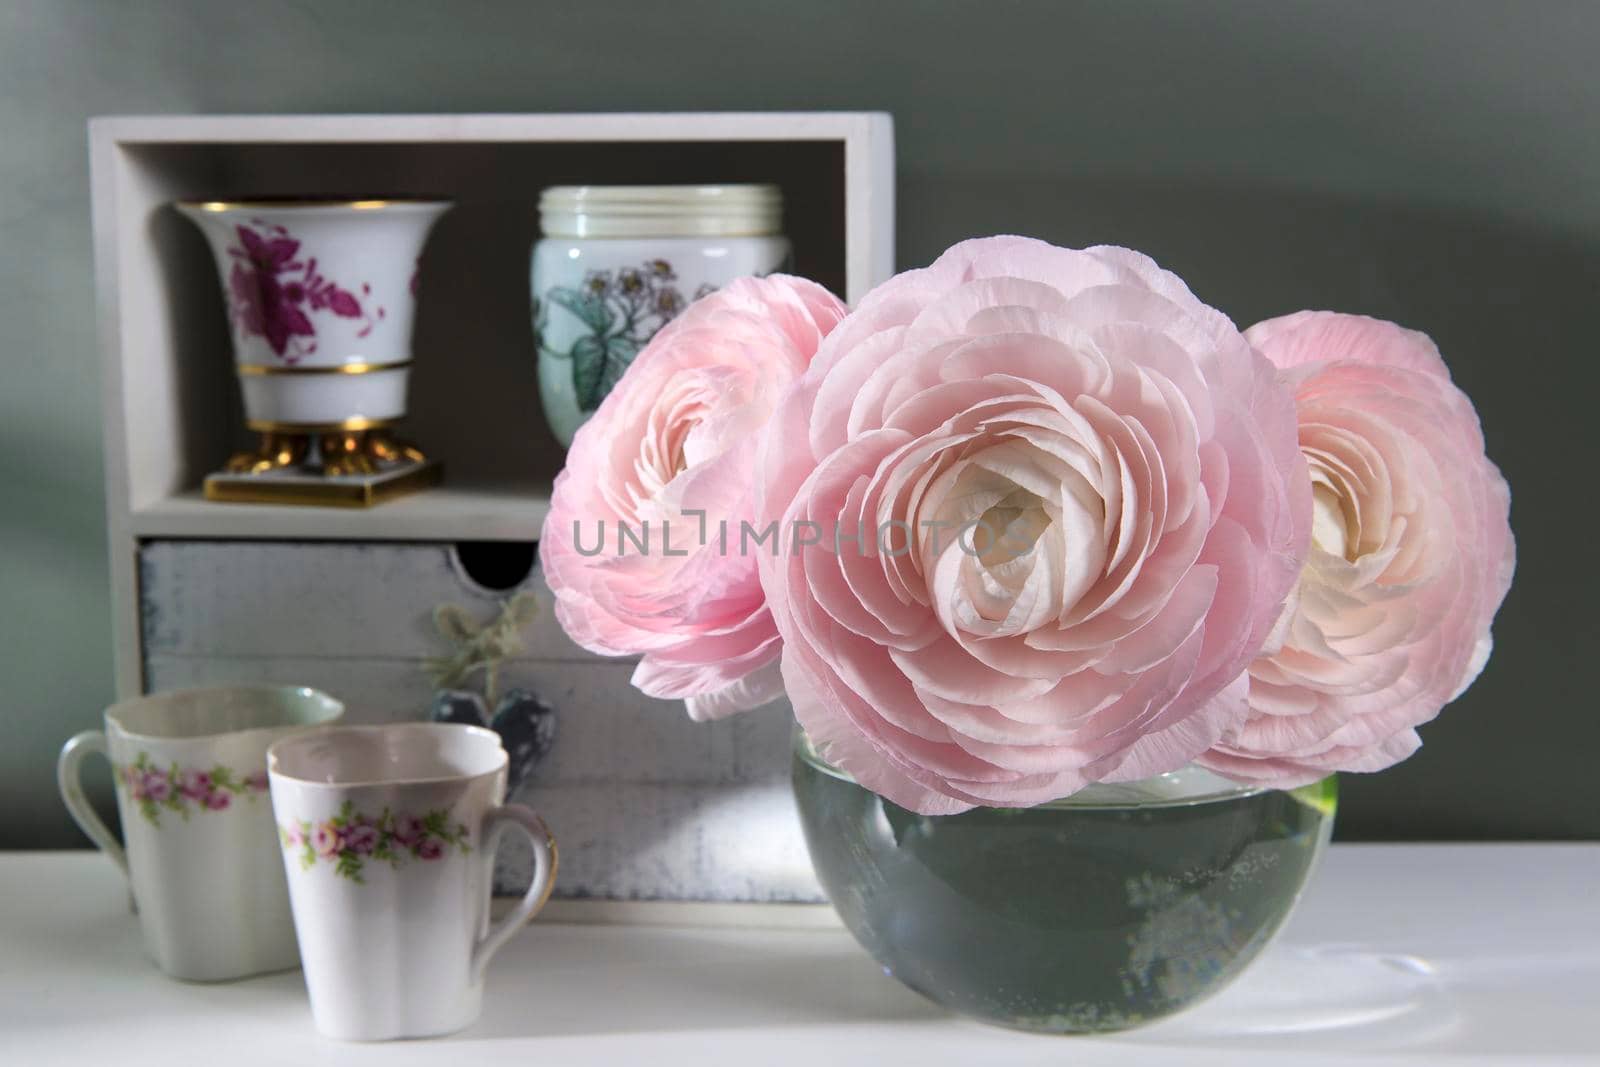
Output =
[
  {"x1": 58, "y1": 731, "x2": 128, "y2": 879},
  {"x1": 470, "y1": 804, "x2": 557, "y2": 982}
]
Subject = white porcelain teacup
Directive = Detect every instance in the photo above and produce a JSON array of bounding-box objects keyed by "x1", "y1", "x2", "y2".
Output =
[
  {"x1": 267, "y1": 723, "x2": 557, "y2": 1041},
  {"x1": 57, "y1": 685, "x2": 345, "y2": 981}
]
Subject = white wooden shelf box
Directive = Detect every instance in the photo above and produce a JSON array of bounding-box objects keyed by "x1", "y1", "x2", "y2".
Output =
[{"x1": 90, "y1": 113, "x2": 896, "y2": 911}]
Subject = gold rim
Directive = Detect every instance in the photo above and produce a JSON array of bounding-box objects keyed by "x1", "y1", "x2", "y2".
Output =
[
  {"x1": 525, "y1": 817, "x2": 560, "y2": 924},
  {"x1": 177, "y1": 198, "x2": 450, "y2": 212},
  {"x1": 237, "y1": 361, "x2": 413, "y2": 377},
  {"x1": 246, "y1": 416, "x2": 401, "y2": 433}
]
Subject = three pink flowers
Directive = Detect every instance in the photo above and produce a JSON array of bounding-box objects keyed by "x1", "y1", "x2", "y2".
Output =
[{"x1": 541, "y1": 236, "x2": 1515, "y2": 814}]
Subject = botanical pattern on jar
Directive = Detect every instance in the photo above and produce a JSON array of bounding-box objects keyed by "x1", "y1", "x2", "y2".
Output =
[
  {"x1": 280, "y1": 800, "x2": 472, "y2": 884},
  {"x1": 115, "y1": 752, "x2": 270, "y2": 827},
  {"x1": 534, "y1": 258, "x2": 708, "y2": 413},
  {"x1": 227, "y1": 221, "x2": 384, "y2": 361}
]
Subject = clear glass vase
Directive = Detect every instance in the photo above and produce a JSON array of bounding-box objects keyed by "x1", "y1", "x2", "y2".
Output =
[{"x1": 792, "y1": 730, "x2": 1336, "y2": 1033}]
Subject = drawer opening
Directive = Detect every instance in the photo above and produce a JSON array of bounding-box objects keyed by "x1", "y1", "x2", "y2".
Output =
[{"x1": 452, "y1": 540, "x2": 538, "y2": 593}]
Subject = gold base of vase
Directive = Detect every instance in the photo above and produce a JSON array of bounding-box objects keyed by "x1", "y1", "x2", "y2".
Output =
[
  {"x1": 205, "y1": 425, "x2": 439, "y2": 507},
  {"x1": 223, "y1": 425, "x2": 421, "y2": 476}
]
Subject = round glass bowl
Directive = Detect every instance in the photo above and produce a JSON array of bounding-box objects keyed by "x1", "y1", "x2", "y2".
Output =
[{"x1": 792, "y1": 731, "x2": 1336, "y2": 1033}]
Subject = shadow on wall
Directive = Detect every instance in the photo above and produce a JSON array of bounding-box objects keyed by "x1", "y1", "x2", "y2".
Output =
[{"x1": 903, "y1": 174, "x2": 1598, "y2": 840}]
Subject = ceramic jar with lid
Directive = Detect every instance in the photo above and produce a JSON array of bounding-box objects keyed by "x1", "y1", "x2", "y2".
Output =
[{"x1": 531, "y1": 184, "x2": 791, "y2": 445}]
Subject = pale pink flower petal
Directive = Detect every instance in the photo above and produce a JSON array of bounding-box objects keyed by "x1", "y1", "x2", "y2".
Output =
[
  {"x1": 542, "y1": 275, "x2": 848, "y2": 719},
  {"x1": 1199, "y1": 311, "x2": 1514, "y2": 785},
  {"x1": 757, "y1": 237, "x2": 1310, "y2": 813}
]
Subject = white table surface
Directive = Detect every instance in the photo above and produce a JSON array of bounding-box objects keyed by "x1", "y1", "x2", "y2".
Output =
[{"x1": 2, "y1": 845, "x2": 1596, "y2": 1066}]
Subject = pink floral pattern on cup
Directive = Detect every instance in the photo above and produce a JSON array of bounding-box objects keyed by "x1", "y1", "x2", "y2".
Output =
[
  {"x1": 280, "y1": 801, "x2": 471, "y2": 883},
  {"x1": 227, "y1": 221, "x2": 384, "y2": 362},
  {"x1": 115, "y1": 751, "x2": 270, "y2": 827}
]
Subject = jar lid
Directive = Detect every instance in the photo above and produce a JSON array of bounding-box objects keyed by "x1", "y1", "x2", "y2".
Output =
[{"x1": 539, "y1": 184, "x2": 783, "y2": 239}]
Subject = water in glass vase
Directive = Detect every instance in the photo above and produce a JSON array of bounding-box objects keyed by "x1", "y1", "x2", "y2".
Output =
[{"x1": 792, "y1": 733, "x2": 1336, "y2": 1033}]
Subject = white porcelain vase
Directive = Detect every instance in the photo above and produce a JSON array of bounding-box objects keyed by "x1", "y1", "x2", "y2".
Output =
[{"x1": 177, "y1": 199, "x2": 451, "y2": 433}]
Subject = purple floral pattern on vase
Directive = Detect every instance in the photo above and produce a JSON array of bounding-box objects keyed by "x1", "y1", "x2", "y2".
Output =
[
  {"x1": 115, "y1": 752, "x2": 270, "y2": 827},
  {"x1": 226, "y1": 221, "x2": 385, "y2": 362},
  {"x1": 280, "y1": 800, "x2": 471, "y2": 884}
]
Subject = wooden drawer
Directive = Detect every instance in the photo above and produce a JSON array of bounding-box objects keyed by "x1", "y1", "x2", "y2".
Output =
[{"x1": 138, "y1": 540, "x2": 823, "y2": 904}]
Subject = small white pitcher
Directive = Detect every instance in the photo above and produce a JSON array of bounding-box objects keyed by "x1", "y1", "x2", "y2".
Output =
[{"x1": 57, "y1": 685, "x2": 345, "y2": 980}]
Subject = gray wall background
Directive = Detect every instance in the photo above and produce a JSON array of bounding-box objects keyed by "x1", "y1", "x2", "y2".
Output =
[{"x1": 3, "y1": 0, "x2": 1595, "y2": 846}]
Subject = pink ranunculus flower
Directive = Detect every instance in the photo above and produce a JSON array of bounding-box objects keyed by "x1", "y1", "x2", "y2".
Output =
[
  {"x1": 541, "y1": 275, "x2": 849, "y2": 721},
  {"x1": 1198, "y1": 312, "x2": 1515, "y2": 786},
  {"x1": 203, "y1": 790, "x2": 231, "y2": 811},
  {"x1": 311, "y1": 822, "x2": 343, "y2": 857},
  {"x1": 757, "y1": 237, "x2": 1310, "y2": 814},
  {"x1": 415, "y1": 837, "x2": 444, "y2": 861}
]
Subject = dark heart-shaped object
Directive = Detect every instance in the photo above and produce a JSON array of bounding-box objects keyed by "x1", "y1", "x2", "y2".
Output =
[
  {"x1": 490, "y1": 688, "x2": 558, "y2": 795},
  {"x1": 430, "y1": 689, "x2": 489, "y2": 728}
]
